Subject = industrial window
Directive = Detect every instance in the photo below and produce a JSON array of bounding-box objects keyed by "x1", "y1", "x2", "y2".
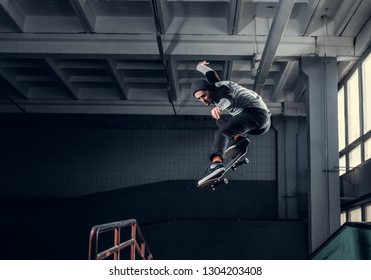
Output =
[
  {"x1": 365, "y1": 138, "x2": 371, "y2": 161},
  {"x1": 347, "y1": 70, "x2": 360, "y2": 144},
  {"x1": 348, "y1": 207, "x2": 362, "y2": 222},
  {"x1": 340, "y1": 212, "x2": 347, "y2": 225},
  {"x1": 338, "y1": 50, "x2": 371, "y2": 174},
  {"x1": 339, "y1": 155, "x2": 346, "y2": 176},
  {"x1": 349, "y1": 145, "x2": 361, "y2": 170},
  {"x1": 338, "y1": 87, "x2": 346, "y2": 151},
  {"x1": 363, "y1": 54, "x2": 371, "y2": 134},
  {"x1": 365, "y1": 203, "x2": 371, "y2": 222},
  {"x1": 338, "y1": 51, "x2": 370, "y2": 231}
]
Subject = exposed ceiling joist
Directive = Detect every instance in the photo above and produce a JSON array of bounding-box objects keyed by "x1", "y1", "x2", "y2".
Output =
[
  {"x1": 303, "y1": 0, "x2": 326, "y2": 36},
  {"x1": 0, "y1": 33, "x2": 160, "y2": 58},
  {"x1": 0, "y1": 0, "x2": 368, "y2": 117},
  {"x1": 293, "y1": 73, "x2": 307, "y2": 102},
  {"x1": 253, "y1": 0, "x2": 296, "y2": 94},
  {"x1": 0, "y1": 98, "x2": 303, "y2": 116},
  {"x1": 271, "y1": 61, "x2": 295, "y2": 102},
  {"x1": 0, "y1": 32, "x2": 355, "y2": 59},
  {"x1": 103, "y1": 60, "x2": 128, "y2": 100},
  {"x1": 0, "y1": 0, "x2": 24, "y2": 32},
  {"x1": 151, "y1": 0, "x2": 177, "y2": 111},
  {"x1": 333, "y1": 0, "x2": 362, "y2": 36},
  {"x1": 355, "y1": 17, "x2": 371, "y2": 56},
  {"x1": 0, "y1": 68, "x2": 28, "y2": 99},
  {"x1": 67, "y1": 0, "x2": 93, "y2": 33},
  {"x1": 44, "y1": 58, "x2": 79, "y2": 100}
]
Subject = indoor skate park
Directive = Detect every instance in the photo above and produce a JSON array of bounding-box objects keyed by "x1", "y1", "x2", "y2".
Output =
[{"x1": 0, "y1": 0, "x2": 370, "y2": 260}]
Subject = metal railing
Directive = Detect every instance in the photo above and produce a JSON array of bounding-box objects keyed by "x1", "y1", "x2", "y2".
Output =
[{"x1": 88, "y1": 219, "x2": 153, "y2": 260}]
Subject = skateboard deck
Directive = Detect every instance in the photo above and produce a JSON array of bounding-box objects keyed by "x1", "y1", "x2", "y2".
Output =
[{"x1": 197, "y1": 146, "x2": 249, "y2": 190}]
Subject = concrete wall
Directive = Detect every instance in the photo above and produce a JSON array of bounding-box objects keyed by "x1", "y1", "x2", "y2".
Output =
[
  {"x1": 0, "y1": 180, "x2": 309, "y2": 260},
  {"x1": 0, "y1": 114, "x2": 311, "y2": 260},
  {"x1": 0, "y1": 114, "x2": 276, "y2": 197}
]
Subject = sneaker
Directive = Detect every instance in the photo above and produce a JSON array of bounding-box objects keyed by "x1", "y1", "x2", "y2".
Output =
[
  {"x1": 198, "y1": 163, "x2": 225, "y2": 185},
  {"x1": 225, "y1": 137, "x2": 250, "y2": 159}
]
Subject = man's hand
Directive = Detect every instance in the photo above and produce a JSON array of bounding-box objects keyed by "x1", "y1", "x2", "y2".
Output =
[
  {"x1": 211, "y1": 106, "x2": 222, "y2": 120},
  {"x1": 198, "y1": 60, "x2": 209, "y2": 66}
]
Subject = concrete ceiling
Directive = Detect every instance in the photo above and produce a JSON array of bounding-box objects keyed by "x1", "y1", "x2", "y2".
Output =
[{"x1": 0, "y1": 0, "x2": 370, "y2": 116}]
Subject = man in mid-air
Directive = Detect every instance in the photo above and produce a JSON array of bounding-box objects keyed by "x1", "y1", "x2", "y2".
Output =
[{"x1": 191, "y1": 61, "x2": 271, "y2": 185}]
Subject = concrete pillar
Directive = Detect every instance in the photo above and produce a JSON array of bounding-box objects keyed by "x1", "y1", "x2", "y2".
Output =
[
  {"x1": 274, "y1": 116, "x2": 308, "y2": 221},
  {"x1": 274, "y1": 116, "x2": 299, "y2": 220},
  {"x1": 301, "y1": 57, "x2": 340, "y2": 253}
]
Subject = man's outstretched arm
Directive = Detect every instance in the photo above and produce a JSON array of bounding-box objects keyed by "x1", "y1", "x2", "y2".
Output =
[{"x1": 196, "y1": 61, "x2": 221, "y2": 84}]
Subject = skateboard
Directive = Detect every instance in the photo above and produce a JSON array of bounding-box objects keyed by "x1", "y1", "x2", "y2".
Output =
[{"x1": 197, "y1": 145, "x2": 249, "y2": 190}]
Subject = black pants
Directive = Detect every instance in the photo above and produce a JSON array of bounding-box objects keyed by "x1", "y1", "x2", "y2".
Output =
[{"x1": 210, "y1": 108, "x2": 271, "y2": 161}]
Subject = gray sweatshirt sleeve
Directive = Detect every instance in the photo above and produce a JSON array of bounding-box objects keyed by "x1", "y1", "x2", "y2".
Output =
[
  {"x1": 196, "y1": 63, "x2": 213, "y2": 75},
  {"x1": 217, "y1": 98, "x2": 231, "y2": 111},
  {"x1": 197, "y1": 64, "x2": 231, "y2": 110}
]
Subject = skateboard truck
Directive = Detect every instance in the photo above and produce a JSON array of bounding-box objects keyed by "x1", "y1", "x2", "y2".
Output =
[
  {"x1": 231, "y1": 158, "x2": 249, "y2": 171},
  {"x1": 207, "y1": 156, "x2": 249, "y2": 191},
  {"x1": 197, "y1": 144, "x2": 250, "y2": 190},
  {"x1": 210, "y1": 178, "x2": 229, "y2": 191}
]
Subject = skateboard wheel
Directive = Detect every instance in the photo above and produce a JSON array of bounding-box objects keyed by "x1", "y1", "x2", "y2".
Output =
[
  {"x1": 223, "y1": 178, "x2": 229, "y2": 184},
  {"x1": 244, "y1": 158, "x2": 249, "y2": 164},
  {"x1": 232, "y1": 166, "x2": 237, "y2": 171},
  {"x1": 210, "y1": 185, "x2": 216, "y2": 191}
]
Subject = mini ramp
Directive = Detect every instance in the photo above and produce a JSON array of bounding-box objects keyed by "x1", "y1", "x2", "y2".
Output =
[{"x1": 309, "y1": 222, "x2": 371, "y2": 260}]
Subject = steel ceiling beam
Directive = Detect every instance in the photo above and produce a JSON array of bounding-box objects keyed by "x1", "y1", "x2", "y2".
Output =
[
  {"x1": 253, "y1": 0, "x2": 295, "y2": 95},
  {"x1": 44, "y1": 58, "x2": 80, "y2": 100},
  {"x1": 0, "y1": 99, "x2": 304, "y2": 116},
  {"x1": 0, "y1": 33, "x2": 355, "y2": 59},
  {"x1": 104, "y1": 60, "x2": 128, "y2": 100},
  {"x1": 0, "y1": 0, "x2": 24, "y2": 32},
  {"x1": 151, "y1": 0, "x2": 177, "y2": 114},
  {"x1": 229, "y1": 0, "x2": 241, "y2": 35},
  {"x1": 0, "y1": 33, "x2": 160, "y2": 58},
  {"x1": 0, "y1": 68, "x2": 28, "y2": 99},
  {"x1": 271, "y1": 61, "x2": 295, "y2": 102},
  {"x1": 355, "y1": 17, "x2": 371, "y2": 56},
  {"x1": 333, "y1": 0, "x2": 362, "y2": 36},
  {"x1": 68, "y1": 0, "x2": 94, "y2": 33},
  {"x1": 302, "y1": 0, "x2": 326, "y2": 36}
]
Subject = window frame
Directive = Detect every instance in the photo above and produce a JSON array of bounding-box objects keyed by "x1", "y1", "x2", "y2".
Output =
[{"x1": 338, "y1": 48, "x2": 371, "y2": 173}]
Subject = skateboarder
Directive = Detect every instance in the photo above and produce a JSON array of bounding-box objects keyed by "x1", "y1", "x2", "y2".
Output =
[{"x1": 191, "y1": 61, "x2": 271, "y2": 185}]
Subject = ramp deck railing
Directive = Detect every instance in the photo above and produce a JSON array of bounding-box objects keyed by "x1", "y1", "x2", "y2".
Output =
[{"x1": 89, "y1": 219, "x2": 153, "y2": 260}]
